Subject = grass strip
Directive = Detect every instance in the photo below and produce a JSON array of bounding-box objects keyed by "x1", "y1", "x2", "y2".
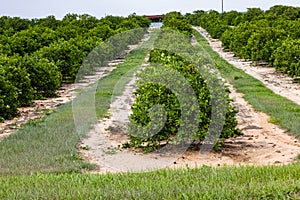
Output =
[
  {"x1": 0, "y1": 32, "x2": 155, "y2": 176},
  {"x1": 0, "y1": 164, "x2": 300, "y2": 199},
  {"x1": 193, "y1": 29, "x2": 300, "y2": 137}
]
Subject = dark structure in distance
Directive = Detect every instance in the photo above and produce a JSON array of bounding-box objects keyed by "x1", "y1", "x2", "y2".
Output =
[{"x1": 145, "y1": 15, "x2": 163, "y2": 23}]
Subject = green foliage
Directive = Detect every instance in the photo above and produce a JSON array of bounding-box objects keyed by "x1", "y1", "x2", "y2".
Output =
[
  {"x1": 0, "y1": 73, "x2": 18, "y2": 119},
  {"x1": 33, "y1": 39, "x2": 85, "y2": 82},
  {"x1": 0, "y1": 13, "x2": 150, "y2": 120},
  {"x1": 100, "y1": 15, "x2": 124, "y2": 30},
  {"x1": 86, "y1": 24, "x2": 114, "y2": 41},
  {"x1": 249, "y1": 29, "x2": 285, "y2": 62},
  {"x1": 127, "y1": 25, "x2": 240, "y2": 151},
  {"x1": 220, "y1": 28, "x2": 233, "y2": 50},
  {"x1": 129, "y1": 14, "x2": 151, "y2": 28},
  {"x1": 187, "y1": 10, "x2": 230, "y2": 39},
  {"x1": 243, "y1": 8, "x2": 264, "y2": 22},
  {"x1": 185, "y1": 10, "x2": 205, "y2": 26},
  {"x1": 34, "y1": 15, "x2": 60, "y2": 30},
  {"x1": 0, "y1": 40, "x2": 150, "y2": 176},
  {"x1": 162, "y1": 12, "x2": 193, "y2": 36},
  {"x1": 266, "y1": 5, "x2": 300, "y2": 20},
  {"x1": 221, "y1": 22, "x2": 256, "y2": 58},
  {"x1": 189, "y1": 5, "x2": 300, "y2": 78},
  {"x1": 117, "y1": 19, "x2": 140, "y2": 30},
  {"x1": 221, "y1": 10, "x2": 243, "y2": 26},
  {"x1": 0, "y1": 16, "x2": 33, "y2": 34},
  {"x1": 0, "y1": 55, "x2": 34, "y2": 106},
  {"x1": 273, "y1": 38, "x2": 300, "y2": 77},
  {"x1": 194, "y1": 29, "x2": 300, "y2": 138},
  {"x1": 7, "y1": 26, "x2": 58, "y2": 56},
  {"x1": 55, "y1": 24, "x2": 82, "y2": 40},
  {"x1": 78, "y1": 28, "x2": 146, "y2": 79},
  {"x1": 23, "y1": 56, "x2": 62, "y2": 97}
]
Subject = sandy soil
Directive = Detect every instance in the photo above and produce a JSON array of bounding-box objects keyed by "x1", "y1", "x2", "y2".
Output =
[
  {"x1": 195, "y1": 27, "x2": 300, "y2": 105},
  {"x1": 80, "y1": 28, "x2": 300, "y2": 173},
  {"x1": 173, "y1": 84, "x2": 300, "y2": 168}
]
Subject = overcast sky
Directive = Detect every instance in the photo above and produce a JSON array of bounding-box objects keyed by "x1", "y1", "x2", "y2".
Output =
[{"x1": 1, "y1": 0, "x2": 300, "y2": 19}]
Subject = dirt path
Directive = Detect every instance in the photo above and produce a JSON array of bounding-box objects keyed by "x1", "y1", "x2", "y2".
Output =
[
  {"x1": 79, "y1": 28, "x2": 300, "y2": 173},
  {"x1": 195, "y1": 27, "x2": 300, "y2": 106},
  {"x1": 172, "y1": 84, "x2": 300, "y2": 168}
]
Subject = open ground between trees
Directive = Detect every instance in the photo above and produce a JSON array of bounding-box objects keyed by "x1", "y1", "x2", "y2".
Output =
[{"x1": 79, "y1": 28, "x2": 300, "y2": 173}]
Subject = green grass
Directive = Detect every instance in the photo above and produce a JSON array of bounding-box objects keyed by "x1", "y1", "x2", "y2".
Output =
[
  {"x1": 193, "y1": 29, "x2": 300, "y2": 137},
  {"x1": 94, "y1": 49, "x2": 148, "y2": 118},
  {"x1": 0, "y1": 33, "x2": 155, "y2": 176},
  {"x1": 0, "y1": 164, "x2": 300, "y2": 199}
]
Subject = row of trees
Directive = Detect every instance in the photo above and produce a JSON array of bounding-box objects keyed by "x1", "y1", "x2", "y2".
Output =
[
  {"x1": 126, "y1": 12, "x2": 240, "y2": 152},
  {"x1": 161, "y1": 12, "x2": 193, "y2": 37},
  {"x1": 0, "y1": 14, "x2": 151, "y2": 121},
  {"x1": 187, "y1": 5, "x2": 300, "y2": 78}
]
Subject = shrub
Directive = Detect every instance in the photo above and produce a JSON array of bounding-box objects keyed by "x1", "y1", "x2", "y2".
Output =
[
  {"x1": 33, "y1": 39, "x2": 85, "y2": 82},
  {"x1": 0, "y1": 55, "x2": 34, "y2": 106},
  {"x1": 23, "y1": 56, "x2": 62, "y2": 98},
  {"x1": 273, "y1": 38, "x2": 300, "y2": 77},
  {"x1": 127, "y1": 29, "x2": 240, "y2": 152},
  {"x1": 162, "y1": 12, "x2": 193, "y2": 37},
  {"x1": 0, "y1": 73, "x2": 18, "y2": 119}
]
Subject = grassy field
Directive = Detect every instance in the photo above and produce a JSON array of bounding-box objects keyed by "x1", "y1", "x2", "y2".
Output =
[
  {"x1": 0, "y1": 29, "x2": 300, "y2": 199},
  {"x1": 1, "y1": 164, "x2": 300, "y2": 199}
]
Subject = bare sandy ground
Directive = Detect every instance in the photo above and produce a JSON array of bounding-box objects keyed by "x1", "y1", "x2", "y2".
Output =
[
  {"x1": 80, "y1": 28, "x2": 300, "y2": 173},
  {"x1": 172, "y1": 85, "x2": 300, "y2": 168},
  {"x1": 195, "y1": 27, "x2": 300, "y2": 105}
]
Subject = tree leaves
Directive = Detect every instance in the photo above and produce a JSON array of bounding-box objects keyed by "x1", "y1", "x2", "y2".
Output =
[{"x1": 0, "y1": 13, "x2": 151, "y2": 120}]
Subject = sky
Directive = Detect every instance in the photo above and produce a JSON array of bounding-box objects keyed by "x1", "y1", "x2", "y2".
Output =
[{"x1": 1, "y1": 0, "x2": 300, "y2": 19}]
